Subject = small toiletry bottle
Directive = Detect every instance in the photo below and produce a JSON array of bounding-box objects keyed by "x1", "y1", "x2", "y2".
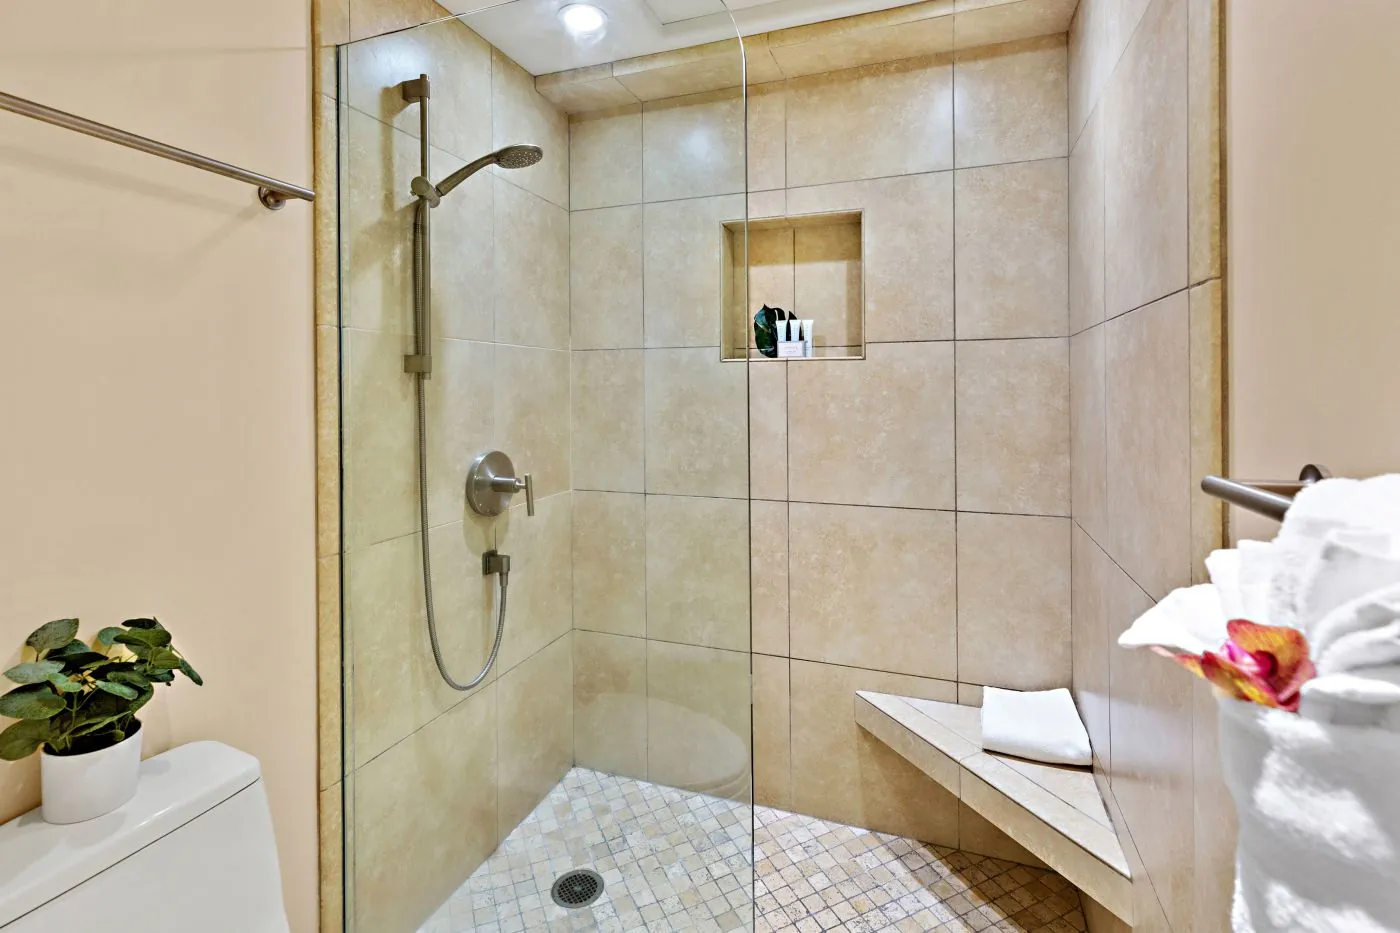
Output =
[
  {"x1": 778, "y1": 319, "x2": 803, "y2": 357},
  {"x1": 801, "y1": 319, "x2": 814, "y2": 358}
]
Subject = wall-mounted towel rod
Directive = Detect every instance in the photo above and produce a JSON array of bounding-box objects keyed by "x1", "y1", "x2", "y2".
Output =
[
  {"x1": 1201, "y1": 464, "x2": 1330, "y2": 522},
  {"x1": 0, "y1": 90, "x2": 315, "y2": 210}
]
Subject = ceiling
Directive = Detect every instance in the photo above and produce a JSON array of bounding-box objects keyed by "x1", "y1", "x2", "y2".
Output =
[{"x1": 443, "y1": 0, "x2": 964, "y2": 75}]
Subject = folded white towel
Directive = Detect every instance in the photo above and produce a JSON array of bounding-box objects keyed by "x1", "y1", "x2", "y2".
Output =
[{"x1": 980, "y1": 687, "x2": 1092, "y2": 767}]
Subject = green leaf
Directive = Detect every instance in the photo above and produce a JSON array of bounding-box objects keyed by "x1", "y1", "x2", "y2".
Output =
[
  {"x1": 4, "y1": 661, "x2": 64, "y2": 684},
  {"x1": 25, "y1": 619, "x2": 80, "y2": 656},
  {"x1": 49, "y1": 640, "x2": 91, "y2": 657},
  {"x1": 177, "y1": 659, "x2": 204, "y2": 686},
  {"x1": 62, "y1": 652, "x2": 112, "y2": 669},
  {"x1": 95, "y1": 681, "x2": 138, "y2": 700},
  {"x1": 145, "y1": 647, "x2": 182, "y2": 671},
  {"x1": 95, "y1": 627, "x2": 124, "y2": 647},
  {"x1": 129, "y1": 686, "x2": 155, "y2": 715},
  {"x1": 115, "y1": 628, "x2": 172, "y2": 649},
  {"x1": 107, "y1": 670, "x2": 150, "y2": 689},
  {"x1": 0, "y1": 684, "x2": 66, "y2": 720},
  {"x1": 46, "y1": 672, "x2": 84, "y2": 694},
  {"x1": 146, "y1": 669, "x2": 175, "y2": 683},
  {"x1": 0, "y1": 719, "x2": 49, "y2": 761},
  {"x1": 122, "y1": 618, "x2": 164, "y2": 631}
]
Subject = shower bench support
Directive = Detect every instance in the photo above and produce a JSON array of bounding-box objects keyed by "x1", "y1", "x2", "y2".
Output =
[{"x1": 855, "y1": 691, "x2": 1135, "y2": 928}]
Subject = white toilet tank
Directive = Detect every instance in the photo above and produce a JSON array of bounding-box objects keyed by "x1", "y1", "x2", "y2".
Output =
[{"x1": 0, "y1": 741, "x2": 289, "y2": 932}]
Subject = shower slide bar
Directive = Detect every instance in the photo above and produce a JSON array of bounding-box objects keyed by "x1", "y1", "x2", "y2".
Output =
[
  {"x1": 0, "y1": 90, "x2": 315, "y2": 210},
  {"x1": 1201, "y1": 464, "x2": 1330, "y2": 522}
]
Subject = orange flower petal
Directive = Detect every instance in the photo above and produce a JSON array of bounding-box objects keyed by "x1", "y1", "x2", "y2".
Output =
[{"x1": 1226, "y1": 619, "x2": 1311, "y2": 675}]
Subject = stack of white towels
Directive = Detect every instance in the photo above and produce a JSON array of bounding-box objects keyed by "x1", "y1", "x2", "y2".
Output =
[{"x1": 1118, "y1": 474, "x2": 1400, "y2": 933}]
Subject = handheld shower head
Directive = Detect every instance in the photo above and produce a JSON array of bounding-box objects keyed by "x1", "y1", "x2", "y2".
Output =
[{"x1": 426, "y1": 144, "x2": 544, "y2": 203}]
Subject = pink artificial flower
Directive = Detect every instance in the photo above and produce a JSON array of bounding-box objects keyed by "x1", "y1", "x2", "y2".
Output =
[{"x1": 1154, "y1": 619, "x2": 1315, "y2": 712}]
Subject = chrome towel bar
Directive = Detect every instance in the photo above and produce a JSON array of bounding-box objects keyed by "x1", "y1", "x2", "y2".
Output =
[
  {"x1": 0, "y1": 90, "x2": 315, "y2": 210},
  {"x1": 1201, "y1": 464, "x2": 1330, "y2": 522}
]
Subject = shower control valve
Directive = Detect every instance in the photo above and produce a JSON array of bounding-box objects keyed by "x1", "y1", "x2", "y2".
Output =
[{"x1": 466, "y1": 450, "x2": 535, "y2": 517}]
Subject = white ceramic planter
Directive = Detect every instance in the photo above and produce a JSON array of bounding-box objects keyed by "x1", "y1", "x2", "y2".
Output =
[{"x1": 41, "y1": 721, "x2": 143, "y2": 824}]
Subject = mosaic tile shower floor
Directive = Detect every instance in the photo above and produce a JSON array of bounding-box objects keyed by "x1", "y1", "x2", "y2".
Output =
[{"x1": 417, "y1": 767, "x2": 1087, "y2": 933}]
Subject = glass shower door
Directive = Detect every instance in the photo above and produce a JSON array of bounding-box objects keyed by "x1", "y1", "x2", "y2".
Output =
[{"x1": 335, "y1": 4, "x2": 753, "y2": 930}]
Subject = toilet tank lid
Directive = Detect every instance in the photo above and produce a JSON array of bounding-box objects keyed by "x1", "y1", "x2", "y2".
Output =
[{"x1": 0, "y1": 741, "x2": 261, "y2": 927}]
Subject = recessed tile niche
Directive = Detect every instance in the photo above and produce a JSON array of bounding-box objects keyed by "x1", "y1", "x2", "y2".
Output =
[{"x1": 721, "y1": 210, "x2": 865, "y2": 361}]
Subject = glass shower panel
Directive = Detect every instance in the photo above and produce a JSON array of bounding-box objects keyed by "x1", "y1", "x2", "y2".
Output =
[{"x1": 336, "y1": 6, "x2": 751, "y2": 931}]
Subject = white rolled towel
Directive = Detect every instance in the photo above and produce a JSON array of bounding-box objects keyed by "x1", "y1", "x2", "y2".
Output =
[
  {"x1": 980, "y1": 687, "x2": 1092, "y2": 767},
  {"x1": 1221, "y1": 696, "x2": 1400, "y2": 932}
]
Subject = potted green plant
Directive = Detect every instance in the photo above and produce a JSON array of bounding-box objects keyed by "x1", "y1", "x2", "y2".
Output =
[{"x1": 0, "y1": 617, "x2": 202, "y2": 823}]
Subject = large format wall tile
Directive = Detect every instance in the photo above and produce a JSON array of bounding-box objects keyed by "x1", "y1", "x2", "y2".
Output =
[
  {"x1": 644, "y1": 347, "x2": 748, "y2": 499},
  {"x1": 753, "y1": 653, "x2": 792, "y2": 809},
  {"x1": 425, "y1": 161, "x2": 495, "y2": 342},
  {"x1": 573, "y1": 629, "x2": 648, "y2": 780},
  {"x1": 787, "y1": 173, "x2": 954, "y2": 342},
  {"x1": 1103, "y1": 0, "x2": 1188, "y2": 318},
  {"x1": 789, "y1": 502, "x2": 957, "y2": 681},
  {"x1": 1189, "y1": 279, "x2": 1225, "y2": 580},
  {"x1": 571, "y1": 349, "x2": 644, "y2": 493},
  {"x1": 749, "y1": 361, "x2": 788, "y2": 501},
  {"x1": 495, "y1": 344, "x2": 570, "y2": 499},
  {"x1": 345, "y1": 20, "x2": 492, "y2": 166},
  {"x1": 746, "y1": 82, "x2": 787, "y2": 192},
  {"x1": 751, "y1": 499, "x2": 790, "y2": 657},
  {"x1": 794, "y1": 223, "x2": 864, "y2": 349},
  {"x1": 955, "y1": 338, "x2": 1070, "y2": 515},
  {"x1": 347, "y1": 522, "x2": 494, "y2": 767},
  {"x1": 571, "y1": 206, "x2": 643, "y2": 350},
  {"x1": 788, "y1": 343, "x2": 955, "y2": 509},
  {"x1": 352, "y1": 684, "x2": 497, "y2": 933},
  {"x1": 491, "y1": 50, "x2": 570, "y2": 211},
  {"x1": 1069, "y1": 104, "x2": 1105, "y2": 335},
  {"x1": 952, "y1": 35, "x2": 1068, "y2": 169},
  {"x1": 571, "y1": 490, "x2": 646, "y2": 636},
  {"x1": 343, "y1": 111, "x2": 418, "y2": 336},
  {"x1": 647, "y1": 641, "x2": 752, "y2": 798},
  {"x1": 344, "y1": 328, "x2": 417, "y2": 549},
  {"x1": 1067, "y1": 0, "x2": 1111, "y2": 144},
  {"x1": 1187, "y1": 0, "x2": 1222, "y2": 284},
  {"x1": 956, "y1": 513, "x2": 1071, "y2": 689},
  {"x1": 645, "y1": 494, "x2": 750, "y2": 651},
  {"x1": 768, "y1": 8, "x2": 955, "y2": 79},
  {"x1": 494, "y1": 492, "x2": 572, "y2": 672},
  {"x1": 642, "y1": 88, "x2": 745, "y2": 202},
  {"x1": 789, "y1": 659, "x2": 959, "y2": 844},
  {"x1": 642, "y1": 195, "x2": 744, "y2": 348},
  {"x1": 572, "y1": 491, "x2": 646, "y2": 638},
  {"x1": 1105, "y1": 291, "x2": 1190, "y2": 600},
  {"x1": 423, "y1": 337, "x2": 494, "y2": 527},
  {"x1": 1070, "y1": 523, "x2": 1112, "y2": 769},
  {"x1": 785, "y1": 55, "x2": 953, "y2": 188},
  {"x1": 570, "y1": 106, "x2": 643, "y2": 211},
  {"x1": 497, "y1": 634, "x2": 573, "y2": 837},
  {"x1": 1070, "y1": 325, "x2": 1108, "y2": 544},
  {"x1": 493, "y1": 178, "x2": 568, "y2": 350},
  {"x1": 954, "y1": 158, "x2": 1069, "y2": 339},
  {"x1": 1108, "y1": 561, "x2": 1195, "y2": 933}
]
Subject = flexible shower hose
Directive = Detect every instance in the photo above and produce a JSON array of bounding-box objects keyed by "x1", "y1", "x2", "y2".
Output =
[{"x1": 412, "y1": 199, "x2": 508, "y2": 692}]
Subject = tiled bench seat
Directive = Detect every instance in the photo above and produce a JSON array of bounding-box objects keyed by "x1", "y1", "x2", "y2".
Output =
[{"x1": 855, "y1": 690, "x2": 1135, "y2": 926}]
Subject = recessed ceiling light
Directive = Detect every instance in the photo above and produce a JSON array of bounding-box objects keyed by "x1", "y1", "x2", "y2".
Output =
[{"x1": 558, "y1": 3, "x2": 607, "y2": 36}]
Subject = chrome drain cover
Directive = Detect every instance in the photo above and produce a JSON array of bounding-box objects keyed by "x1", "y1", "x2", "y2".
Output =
[{"x1": 551, "y1": 868, "x2": 604, "y2": 909}]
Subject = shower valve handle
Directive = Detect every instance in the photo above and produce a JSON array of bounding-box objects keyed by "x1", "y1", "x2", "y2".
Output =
[{"x1": 466, "y1": 451, "x2": 535, "y2": 517}]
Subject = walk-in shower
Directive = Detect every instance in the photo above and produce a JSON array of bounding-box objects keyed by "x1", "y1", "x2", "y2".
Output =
[{"x1": 337, "y1": 5, "x2": 753, "y2": 931}]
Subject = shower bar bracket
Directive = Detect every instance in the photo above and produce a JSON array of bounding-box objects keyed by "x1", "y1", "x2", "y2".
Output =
[
  {"x1": 1201, "y1": 464, "x2": 1331, "y2": 522},
  {"x1": 0, "y1": 90, "x2": 315, "y2": 210}
]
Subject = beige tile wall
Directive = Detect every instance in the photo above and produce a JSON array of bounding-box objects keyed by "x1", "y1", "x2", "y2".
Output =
[
  {"x1": 569, "y1": 32, "x2": 1071, "y2": 863},
  {"x1": 1066, "y1": 0, "x2": 1230, "y2": 929},
  {"x1": 323, "y1": 5, "x2": 575, "y2": 931}
]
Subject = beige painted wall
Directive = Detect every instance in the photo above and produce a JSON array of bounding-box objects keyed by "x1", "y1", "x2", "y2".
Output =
[
  {"x1": 1226, "y1": 0, "x2": 1400, "y2": 542},
  {"x1": 1067, "y1": 0, "x2": 1233, "y2": 929},
  {"x1": 0, "y1": 1, "x2": 317, "y2": 931}
]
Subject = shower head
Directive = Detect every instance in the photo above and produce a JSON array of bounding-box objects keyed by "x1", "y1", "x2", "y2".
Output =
[{"x1": 417, "y1": 144, "x2": 544, "y2": 205}]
